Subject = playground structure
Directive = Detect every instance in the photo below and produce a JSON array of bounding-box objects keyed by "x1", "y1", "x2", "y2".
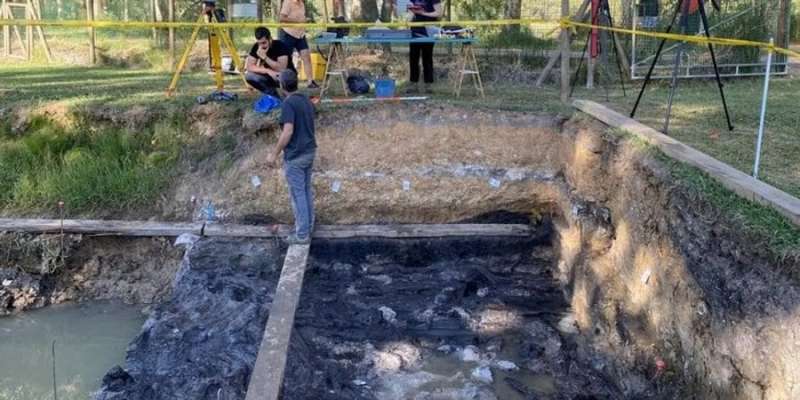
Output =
[{"x1": 1, "y1": 0, "x2": 52, "y2": 61}]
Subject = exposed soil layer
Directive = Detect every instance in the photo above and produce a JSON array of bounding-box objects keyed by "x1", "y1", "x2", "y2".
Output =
[
  {"x1": 96, "y1": 234, "x2": 674, "y2": 400},
  {"x1": 553, "y1": 117, "x2": 800, "y2": 400},
  {"x1": 0, "y1": 234, "x2": 183, "y2": 315}
]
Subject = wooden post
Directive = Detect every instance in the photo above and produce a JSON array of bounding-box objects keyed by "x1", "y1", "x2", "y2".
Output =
[
  {"x1": 86, "y1": 0, "x2": 95, "y2": 64},
  {"x1": 25, "y1": 1, "x2": 32, "y2": 60},
  {"x1": 587, "y1": 55, "x2": 594, "y2": 88},
  {"x1": 168, "y1": 0, "x2": 174, "y2": 66},
  {"x1": 226, "y1": 0, "x2": 233, "y2": 40},
  {"x1": 2, "y1": 1, "x2": 10, "y2": 57},
  {"x1": 151, "y1": 0, "x2": 157, "y2": 43},
  {"x1": 560, "y1": 0, "x2": 570, "y2": 102}
]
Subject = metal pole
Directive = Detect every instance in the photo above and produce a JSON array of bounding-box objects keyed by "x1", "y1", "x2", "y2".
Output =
[
  {"x1": 560, "y1": 0, "x2": 570, "y2": 102},
  {"x1": 753, "y1": 38, "x2": 773, "y2": 179}
]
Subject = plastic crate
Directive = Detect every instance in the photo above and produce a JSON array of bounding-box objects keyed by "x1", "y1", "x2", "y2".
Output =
[{"x1": 375, "y1": 79, "x2": 396, "y2": 98}]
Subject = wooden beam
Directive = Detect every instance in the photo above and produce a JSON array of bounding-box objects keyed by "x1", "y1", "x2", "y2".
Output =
[
  {"x1": 0, "y1": 218, "x2": 203, "y2": 237},
  {"x1": 86, "y1": 0, "x2": 95, "y2": 64},
  {"x1": 573, "y1": 100, "x2": 800, "y2": 227},
  {"x1": 207, "y1": 223, "x2": 535, "y2": 238},
  {"x1": 0, "y1": 219, "x2": 535, "y2": 239},
  {"x1": 245, "y1": 244, "x2": 310, "y2": 400},
  {"x1": 559, "y1": 0, "x2": 570, "y2": 102}
]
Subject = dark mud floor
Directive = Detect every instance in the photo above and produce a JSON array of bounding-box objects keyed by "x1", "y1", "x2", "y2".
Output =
[{"x1": 96, "y1": 228, "x2": 672, "y2": 400}]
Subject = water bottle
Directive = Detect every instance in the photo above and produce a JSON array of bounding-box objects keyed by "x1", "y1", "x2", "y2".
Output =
[{"x1": 202, "y1": 201, "x2": 216, "y2": 222}]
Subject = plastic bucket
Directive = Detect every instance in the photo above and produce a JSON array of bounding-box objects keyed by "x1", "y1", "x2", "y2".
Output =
[{"x1": 375, "y1": 79, "x2": 396, "y2": 98}]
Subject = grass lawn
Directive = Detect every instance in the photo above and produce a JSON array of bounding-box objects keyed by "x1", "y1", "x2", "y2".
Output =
[{"x1": 572, "y1": 76, "x2": 800, "y2": 199}]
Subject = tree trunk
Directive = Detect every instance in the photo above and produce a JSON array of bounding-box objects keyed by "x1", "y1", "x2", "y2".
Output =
[
  {"x1": 257, "y1": 0, "x2": 263, "y2": 21},
  {"x1": 93, "y1": 0, "x2": 104, "y2": 19},
  {"x1": 168, "y1": 0, "x2": 174, "y2": 66},
  {"x1": 379, "y1": 0, "x2": 392, "y2": 21},
  {"x1": 124, "y1": 0, "x2": 129, "y2": 21},
  {"x1": 226, "y1": 0, "x2": 234, "y2": 40},
  {"x1": 350, "y1": 0, "x2": 378, "y2": 21},
  {"x1": 503, "y1": 0, "x2": 522, "y2": 33},
  {"x1": 57, "y1": 0, "x2": 63, "y2": 19},
  {"x1": 270, "y1": 0, "x2": 280, "y2": 21},
  {"x1": 777, "y1": 0, "x2": 790, "y2": 49},
  {"x1": 333, "y1": 0, "x2": 346, "y2": 18}
]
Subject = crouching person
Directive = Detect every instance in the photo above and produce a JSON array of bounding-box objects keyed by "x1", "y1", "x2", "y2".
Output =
[{"x1": 245, "y1": 27, "x2": 296, "y2": 97}]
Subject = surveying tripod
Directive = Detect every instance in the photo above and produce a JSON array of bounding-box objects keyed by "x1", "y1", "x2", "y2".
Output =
[
  {"x1": 569, "y1": 0, "x2": 627, "y2": 100},
  {"x1": 166, "y1": 1, "x2": 249, "y2": 96},
  {"x1": 630, "y1": 0, "x2": 733, "y2": 134}
]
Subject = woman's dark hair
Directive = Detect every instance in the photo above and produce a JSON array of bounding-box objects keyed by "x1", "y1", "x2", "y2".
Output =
[{"x1": 255, "y1": 27, "x2": 271, "y2": 40}]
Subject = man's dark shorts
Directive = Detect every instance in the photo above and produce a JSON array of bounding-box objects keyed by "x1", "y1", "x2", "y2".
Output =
[{"x1": 279, "y1": 30, "x2": 309, "y2": 52}]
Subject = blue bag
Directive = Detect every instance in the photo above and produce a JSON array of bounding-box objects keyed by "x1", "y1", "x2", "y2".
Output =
[{"x1": 254, "y1": 95, "x2": 282, "y2": 113}]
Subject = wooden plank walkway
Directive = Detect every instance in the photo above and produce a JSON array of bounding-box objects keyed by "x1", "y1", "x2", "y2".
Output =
[
  {"x1": 245, "y1": 244, "x2": 310, "y2": 400},
  {"x1": 0, "y1": 219, "x2": 534, "y2": 238},
  {"x1": 0, "y1": 218, "x2": 203, "y2": 237},
  {"x1": 573, "y1": 100, "x2": 800, "y2": 227}
]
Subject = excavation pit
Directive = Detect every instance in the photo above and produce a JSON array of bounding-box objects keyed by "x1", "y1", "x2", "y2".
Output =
[
  {"x1": 95, "y1": 227, "x2": 661, "y2": 400},
  {"x1": 1, "y1": 104, "x2": 798, "y2": 400}
]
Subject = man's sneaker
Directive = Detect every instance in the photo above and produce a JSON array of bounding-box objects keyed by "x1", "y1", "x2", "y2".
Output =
[
  {"x1": 308, "y1": 81, "x2": 320, "y2": 89},
  {"x1": 286, "y1": 234, "x2": 311, "y2": 245},
  {"x1": 406, "y1": 83, "x2": 419, "y2": 94},
  {"x1": 424, "y1": 84, "x2": 434, "y2": 94}
]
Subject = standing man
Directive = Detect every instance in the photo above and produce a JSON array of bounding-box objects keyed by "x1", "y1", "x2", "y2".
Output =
[
  {"x1": 266, "y1": 70, "x2": 317, "y2": 245},
  {"x1": 407, "y1": 0, "x2": 443, "y2": 94},
  {"x1": 279, "y1": 0, "x2": 320, "y2": 89},
  {"x1": 246, "y1": 27, "x2": 296, "y2": 96}
]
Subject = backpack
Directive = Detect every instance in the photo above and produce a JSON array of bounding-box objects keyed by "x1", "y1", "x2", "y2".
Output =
[
  {"x1": 327, "y1": 16, "x2": 350, "y2": 38},
  {"x1": 347, "y1": 76, "x2": 370, "y2": 94}
]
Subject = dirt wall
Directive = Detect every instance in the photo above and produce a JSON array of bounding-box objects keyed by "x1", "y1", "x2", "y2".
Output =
[{"x1": 555, "y1": 117, "x2": 800, "y2": 399}]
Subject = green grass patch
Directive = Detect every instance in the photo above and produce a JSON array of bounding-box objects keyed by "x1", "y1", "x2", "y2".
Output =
[
  {"x1": 575, "y1": 77, "x2": 800, "y2": 199},
  {"x1": 659, "y1": 152, "x2": 800, "y2": 262},
  {"x1": 0, "y1": 117, "x2": 180, "y2": 216}
]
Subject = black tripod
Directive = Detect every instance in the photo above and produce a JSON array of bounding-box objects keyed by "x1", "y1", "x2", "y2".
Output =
[
  {"x1": 630, "y1": 0, "x2": 734, "y2": 134},
  {"x1": 569, "y1": 0, "x2": 627, "y2": 100}
]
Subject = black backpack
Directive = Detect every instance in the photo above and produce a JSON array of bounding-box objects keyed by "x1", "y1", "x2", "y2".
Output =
[
  {"x1": 346, "y1": 76, "x2": 370, "y2": 94},
  {"x1": 327, "y1": 16, "x2": 350, "y2": 38}
]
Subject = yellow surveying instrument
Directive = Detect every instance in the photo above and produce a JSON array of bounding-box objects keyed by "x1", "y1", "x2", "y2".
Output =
[{"x1": 166, "y1": 0, "x2": 249, "y2": 96}]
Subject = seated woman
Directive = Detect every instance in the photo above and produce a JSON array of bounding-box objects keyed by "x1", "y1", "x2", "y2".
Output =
[
  {"x1": 245, "y1": 27, "x2": 296, "y2": 97},
  {"x1": 406, "y1": 0, "x2": 443, "y2": 94}
]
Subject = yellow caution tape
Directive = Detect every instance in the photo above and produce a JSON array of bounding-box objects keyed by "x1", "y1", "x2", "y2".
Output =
[
  {"x1": 0, "y1": 17, "x2": 797, "y2": 58},
  {"x1": 0, "y1": 18, "x2": 555, "y2": 29},
  {"x1": 562, "y1": 19, "x2": 800, "y2": 58}
]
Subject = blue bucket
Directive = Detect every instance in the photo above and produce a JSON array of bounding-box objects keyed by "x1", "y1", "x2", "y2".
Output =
[{"x1": 375, "y1": 79, "x2": 396, "y2": 98}]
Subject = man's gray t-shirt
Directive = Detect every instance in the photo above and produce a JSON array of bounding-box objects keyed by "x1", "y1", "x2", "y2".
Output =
[{"x1": 280, "y1": 93, "x2": 316, "y2": 162}]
